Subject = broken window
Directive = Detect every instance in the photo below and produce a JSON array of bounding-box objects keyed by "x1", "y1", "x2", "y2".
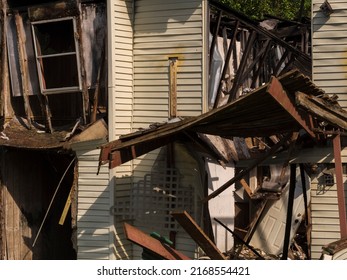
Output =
[{"x1": 31, "y1": 17, "x2": 81, "y2": 94}]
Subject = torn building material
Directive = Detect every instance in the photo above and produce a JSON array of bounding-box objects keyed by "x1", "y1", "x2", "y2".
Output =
[{"x1": 171, "y1": 210, "x2": 227, "y2": 260}]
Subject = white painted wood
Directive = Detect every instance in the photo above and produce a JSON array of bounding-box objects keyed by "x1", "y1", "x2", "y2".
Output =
[
  {"x1": 205, "y1": 158, "x2": 235, "y2": 253},
  {"x1": 312, "y1": 0, "x2": 347, "y2": 110},
  {"x1": 250, "y1": 167, "x2": 310, "y2": 255}
]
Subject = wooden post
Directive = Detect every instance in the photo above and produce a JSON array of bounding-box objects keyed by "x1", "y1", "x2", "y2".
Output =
[
  {"x1": 169, "y1": 57, "x2": 178, "y2": 119},
  {"x1": 282, "y1": 164, "x2": 297, "y2": 260},
  {"x1": 0, "y1": 0, "x2": 14, "y2": 119}
]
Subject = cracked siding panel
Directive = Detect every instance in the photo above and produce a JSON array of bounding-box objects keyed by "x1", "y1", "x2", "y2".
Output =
[{"x1": 312, "y1": 0, "x2": 347, "y2": 109}]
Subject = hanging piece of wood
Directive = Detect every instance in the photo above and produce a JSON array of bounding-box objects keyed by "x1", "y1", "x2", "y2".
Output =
[
  {"x1": 58, "y1": 185, "x2": 73, "y2": 225},
  {"x1": 123, "y1": 222, "x2": 190, "y2": 260},
  {"x1": 14, "y1": 11, "x2": 33, "y2": 129},
  {"x1": 171, "y1": 210, "x2": 227, "y2": 260}
]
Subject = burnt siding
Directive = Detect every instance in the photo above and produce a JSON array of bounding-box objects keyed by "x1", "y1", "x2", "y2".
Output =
[{"x1": 312, "y1": 0, "x2": 347, "y2": 109}]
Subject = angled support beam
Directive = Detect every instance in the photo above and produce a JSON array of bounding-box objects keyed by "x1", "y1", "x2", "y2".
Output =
[
  {"x1": 171, "y1": 210, "x2": 227, "y2": 260},
  {"x1": 123, "y1": 223, "x2": 191, "y2": 260},
  {"x1": 228, "y1": 30, "x2": 257, "y2": 102},
  {"x1": 267, "y1": 77, "x2": 316, "y2": 138},
  {"x1": 210, "y1": 10, "x2": 223, "y2": 69},
  {"x1": 213, "y1": 21, "x2": 240, "y2": 108}
]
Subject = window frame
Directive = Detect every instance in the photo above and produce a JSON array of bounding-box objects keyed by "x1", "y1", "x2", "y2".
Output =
[{"x1": 31, "y1": 16, "x2": 82, "y2": 94}]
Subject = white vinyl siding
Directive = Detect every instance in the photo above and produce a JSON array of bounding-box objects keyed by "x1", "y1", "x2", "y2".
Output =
[
  {"x1": 133, "y1": 0, "x2": 204, "y2": 130},
  {"x1": 108, "y1": 0, "x2": 134, "y2": 259},
  {"x1": 73, "y1": 140, "x2": 111, "y2": 260},
  {"x1": 312, "y1": 0, "x2": 347, "y2": 109}
]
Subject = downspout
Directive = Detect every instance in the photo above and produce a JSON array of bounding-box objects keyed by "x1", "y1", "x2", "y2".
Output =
[{"x1": 106, "y1": 0, "x2": 116, "y2": 260}]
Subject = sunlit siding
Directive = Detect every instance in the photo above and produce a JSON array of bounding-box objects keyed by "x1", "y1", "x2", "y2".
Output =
[
  {"x1": 308, "y1": 147, "x2": 347, "y2": 259},
  {"x1": 73, "y1": 140, "x2": 111, "y2": 260},
  {"x1": 130, "y1": 0, "x2": 205, "y2": 259},
  {"x1": 133, "y1": 0, "x2": 204, "y2": 130},
  {"x1": 312, "y1": 0, "x2": 347, "y2": 109},
  {"x1": 108, "y1": 0, "x2": 134, "y2": 259}
]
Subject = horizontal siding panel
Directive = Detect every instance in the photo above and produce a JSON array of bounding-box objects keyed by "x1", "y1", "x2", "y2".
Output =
[
  {"x1": 311, "y1": 231, "x2": 341, "y2": 239},
  {"x1": 313, "y1": 58, "x2": 347, "y2": 67},
  {"x1": 78, "y1": 234, "x2": 109, "y2": 241},
  {"x1": 313, "y1": 38, "x2": 347, "y2": 46},
  {"x1": 313, "y1": 30, "x2": 347, "y2": 39},
  {"x1": 78, "y1": 203, "x2": 111, "y2": 211},
  {"x1": 133, "y1": 104, "x2": 168, "y2": 111},
  {"x1": 136, "y1": 20, "x2": 202, "y2": 32},
  {"x1": 77, "y1": 253, "x2": 109, "y2": 259},
  {"x1": 134, "y1": 47, "x2": 202, "y2": 55},
  {"x1": 313, "y1": 52, "x2": 347, "y2": 60},
  {"x1": 78, "y1": 191, "x2": 110, "y2": 198},
  {"x1": 134, "y1": 30, "x2": 202, "y2": 40},
  {"x1": 77, "y1": 215, "x2": 109, "y2": 223},
  {"x1": 310, "y1": 224, "x2": 341, "y2": 232},
  {"x1": 135, "y1": 3, "x2": 201, "y2": 14},
  {"x1": 313, "y1": 23, "x2": 347, "y2": 32},
  {"x1": 135, "y1": 14, "x2": 202, "y2": 25},
  {"x1": 135, "y1": 98, "x2": 168, "y2": 104},
  {"x1": 134, "y1": 59, "x2": 201, "y2": 68},
  {"x1": 313, "y1": 44, "x2": 347, "y2": 52},
  {"x1": 78, "y1": 197, "x2": 109, "y2": 204},
  {"x1": 311, "y1": 218, "x2": 340, "y2": 225},
  {"x1": 135, "y1": 53, "x2": 202, "y2": 61}
]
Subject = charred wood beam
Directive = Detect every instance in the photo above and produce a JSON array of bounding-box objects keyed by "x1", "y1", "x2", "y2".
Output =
[
  {"x1": 209, "y1": 0, "x2": 311, "y2": 72},
  {"x1": 273, "y1": 48, "x2": 290, "y2": 77},
  {"x1": 209, "y1": 9, "x2": 222, "y2": 70},
  {"x1": 241, "y1": 39, "x2": 271, "y2": 87},
  {"x1": 203, "y1": 133, "x2": 292, "y2": 202},
  {"x1": 251, "y1": 39, "x2": 272, "y2": 88},
  {"x1": 281, "y1": 163, "x2": 297, "y2": 260},
  {"x1": 333, "y1": 134, "x2": 347, "y2": 239},
  {"x1": 295, "y1": 91, "x2": 347, "y2": 130},
  {"x1": 266, "y1": 77, "x2": 316, "y2": 138},
  {"x1": 228, "y1": 30, "x2": 256, "y2": 102},
  {"x1": 213, "y1": 20, "x2": 240, "y2": 109}
]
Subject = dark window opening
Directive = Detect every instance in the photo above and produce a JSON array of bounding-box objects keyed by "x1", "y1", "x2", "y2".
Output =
[{"x1": 32, "y1": 18, "x2": 81, "y2": 94}]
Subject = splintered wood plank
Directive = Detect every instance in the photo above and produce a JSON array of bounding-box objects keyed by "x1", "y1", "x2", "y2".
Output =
[
  {"x1": 171, "y1": 210, "x2": 227, "y2": 260},
  {"x1": 123, "y1": 223, "x2": 190, "y2": 260}
]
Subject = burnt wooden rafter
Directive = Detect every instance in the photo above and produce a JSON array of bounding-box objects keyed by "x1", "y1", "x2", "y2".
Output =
[
  {"x1": 213, "y1": 20, "x2": 240, "y2": 108},
  {"x1": 228, "y1": 30, "x2": 256, "y2": 102}
]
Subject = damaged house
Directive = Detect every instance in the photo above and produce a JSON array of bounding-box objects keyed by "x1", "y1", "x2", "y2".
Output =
[{"x1": 0, "y1": 0, "x2": 346, "y2": 260}]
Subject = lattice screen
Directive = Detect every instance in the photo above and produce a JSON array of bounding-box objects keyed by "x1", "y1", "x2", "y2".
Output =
[{"x1": 113, "y1": 168, "x2": 194, "y2": 231}]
